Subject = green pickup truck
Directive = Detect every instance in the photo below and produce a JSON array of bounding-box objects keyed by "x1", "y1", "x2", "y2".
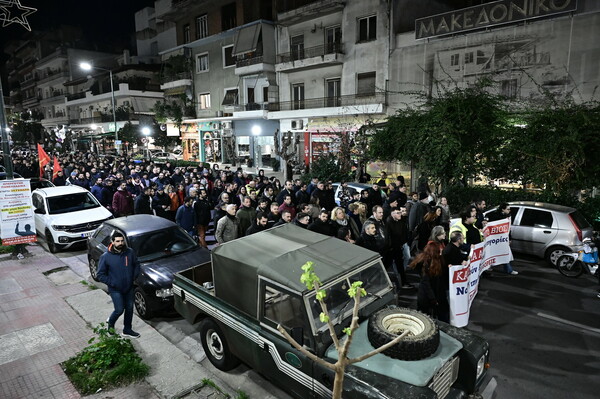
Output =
[{"x1": 173, "y1": 224, "x2": 493, "y2": 398}]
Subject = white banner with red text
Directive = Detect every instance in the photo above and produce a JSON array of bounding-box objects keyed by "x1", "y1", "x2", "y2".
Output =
[{"x1": 449, "y1": 219, "x2": 512, "y2": 327}]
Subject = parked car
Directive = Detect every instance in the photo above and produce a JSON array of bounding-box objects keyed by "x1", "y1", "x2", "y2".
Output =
[
  {"x1": 484, "y1": 201, "x2": 593, "y2": 265},
  {"x1": 152, "y1": 151, "x2": 182, "y2": 162},
  {"x1": 87, "y1": 215, "x2": 211, "y2": 319},
  {"x1": 331, "y1": 182, "x2": 386, "y2": 206},
  {"x1": 32, "y1": 186, "x2": 113, "y2": 253}
]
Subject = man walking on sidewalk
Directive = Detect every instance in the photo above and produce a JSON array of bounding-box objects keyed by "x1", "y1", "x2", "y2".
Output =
[{"x1": 97, "y1": 232, "x2": 141, "y2": 338}]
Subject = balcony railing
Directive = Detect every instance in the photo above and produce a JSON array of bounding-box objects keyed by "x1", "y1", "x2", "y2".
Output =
[
  {"x1": 268, "y1": 92, "x2": 386, "y2": 111},
  {"x1": 233, "y1": 102, "x2": 270, "y2": 112},
  {"x1": 278, "y1": 43, "x2": 343, "y2": 63},
  {"x1": 67, "y1": 92, "x2": 86, "y2": 101},
  {"x1": 236, "y1": 56, "x2": 264, "y2": 68},
  {"x1": 277, "y1": 0, "x2": 325, "y2": 13},
  {"x1": 69, "y1": 113, "x2": 141, "y2": 125},
  {"x1": 160, "y1": 71, "x2": 192, "y2": 84}
]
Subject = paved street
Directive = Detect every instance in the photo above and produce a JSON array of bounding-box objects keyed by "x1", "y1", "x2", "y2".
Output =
[{"x1": 45, "y1": 239, "x2": 600, "y2": 399}]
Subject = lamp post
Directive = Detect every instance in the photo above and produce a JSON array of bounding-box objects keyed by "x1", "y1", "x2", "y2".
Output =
[
  {"x1": 80, "y1": 62, "x2": 118, "y2": 154},
  {"x1": 142, "y1": 127, "x2": 151, "y2": 160}
]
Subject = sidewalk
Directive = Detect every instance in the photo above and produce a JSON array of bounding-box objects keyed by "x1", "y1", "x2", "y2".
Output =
[{"x1": 0, "y1": 243, "x2": 256, "y2": 399}]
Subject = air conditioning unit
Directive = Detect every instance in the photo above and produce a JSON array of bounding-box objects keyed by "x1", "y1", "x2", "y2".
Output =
[
  {"x1": 291, "y1": 119, "x2": 303, "y2": 129},
  {"x1": 212, "y1": 122, "x2": 221, "y2": 129},
  {"x1": 222, "y1": 121, "x2": 232, "y2": 129}
]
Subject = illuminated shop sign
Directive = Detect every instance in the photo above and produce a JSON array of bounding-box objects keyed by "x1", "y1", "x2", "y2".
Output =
[{"x1": 415, "y1": 0, "x2": 577, "y2": 39}]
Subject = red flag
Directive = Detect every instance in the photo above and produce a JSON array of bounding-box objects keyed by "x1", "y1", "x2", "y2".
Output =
[
  {"x1": 37, "y1": 144, "x2": 50, "y2": 177},
  {"x1": 52, "y1": 157, "x2": 62, "y2": 180}
]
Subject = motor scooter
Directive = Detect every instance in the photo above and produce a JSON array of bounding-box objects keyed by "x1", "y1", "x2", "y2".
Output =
[{"x1": 556, "y1": 237, "x2": 599, "y2": 278}]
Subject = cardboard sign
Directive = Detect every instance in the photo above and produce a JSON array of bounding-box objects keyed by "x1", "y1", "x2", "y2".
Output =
[{"x1": 0, "y1": 180, "x2": 37, "y2": 245}]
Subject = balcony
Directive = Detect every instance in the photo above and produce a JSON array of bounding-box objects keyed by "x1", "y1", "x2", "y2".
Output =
[
  {"x1": 22, "y1": 95, "x2": 41, "y2": 107},
  {"x1": 276, "y1": 43, "x2": 344, "y2": 72},
  {"x1": 37, "y1": 70, "x2": 69, "y2": 85},
  {"x1": 159, "y1": 0, "x2": 210, "y2": 21},
  {"x1": 234, "y1": 55, "x2": 276, "y2": 76},
  {"x1": 160, "y1": 72, "x2": 193, "y2": 94},
  {"x1": 69, "y1": 113, "x2": 140, "y2": 125},
  {"x1": 66, "y1": 92, "x2": 86, "y2": 101},
  {"x1": 277, "y1": 0, "x2": 345, "y2": 25},
  {"x1": 40, "y1": 91, "x2": 66, "y2": 103},
  {"x1": 269, "y1": 92, "x2": 386, "y2": 113}
]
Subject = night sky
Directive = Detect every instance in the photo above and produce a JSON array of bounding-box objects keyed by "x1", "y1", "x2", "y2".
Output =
[{"x1": 1, "y1": 0, "x2": 155, "y2": 52}]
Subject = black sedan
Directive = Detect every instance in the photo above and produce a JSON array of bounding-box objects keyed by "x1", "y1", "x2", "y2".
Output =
[{"x1": 87, "y1": 215, "x2": 210, "y2": 319}]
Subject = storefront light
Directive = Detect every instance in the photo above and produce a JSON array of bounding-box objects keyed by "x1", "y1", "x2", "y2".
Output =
[{"x1": 251, "y1": 125, "x2": 261, "y2": 136}]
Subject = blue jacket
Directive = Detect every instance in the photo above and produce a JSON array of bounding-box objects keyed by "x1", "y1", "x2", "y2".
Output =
[
  {"x1": 97, "y1": 245, "x2": 141, "y2": 293},
  {"x1": 176, "y1": 204, "x2": 196, "y2": 232}
]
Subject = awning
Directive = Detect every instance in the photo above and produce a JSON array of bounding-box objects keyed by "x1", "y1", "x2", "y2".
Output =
[
  {"x1": 222, "y1": 89, "x2": 238, "y2": 106},
  {"x1": 163, "y1": 86, "x2": 187, "y2": 96},
  {"x1": 232, "y1": 23, "x2": 261, "y2": 56}
]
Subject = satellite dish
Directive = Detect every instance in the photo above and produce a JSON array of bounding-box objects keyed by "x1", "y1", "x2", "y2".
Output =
[{"x1": 160, "y1": 124, "x2": 167, "y2": 131}]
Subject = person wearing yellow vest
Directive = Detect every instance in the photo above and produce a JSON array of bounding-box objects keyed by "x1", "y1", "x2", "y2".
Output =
[{"x1": 450, "y1": 210, "x2": 483, "y2": 252}]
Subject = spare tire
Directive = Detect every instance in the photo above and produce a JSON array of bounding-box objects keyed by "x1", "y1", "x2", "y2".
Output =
[{"x1": 367, "y1": 307, "x2": 439, "y2": 360}]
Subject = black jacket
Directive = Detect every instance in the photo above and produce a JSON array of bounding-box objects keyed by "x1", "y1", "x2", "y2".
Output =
[
  {"x1": 134, "y1": 194, "x2": 152, "y2": 215},
  {"x1": 442, "y1": 244, "x2": 466, "y2": 267},
  {"x1": 308, "y1": 219, "x2": 334, "y2": 236},
  {"x1": 385, "y1": 216, "x2": 410, "y2": 250},
  {"x1": 194, "y1": 197, "x2": 212, "y2": 226},
  {"x1": 356, "y1": 232, "x2": 386, "y2": 256}
]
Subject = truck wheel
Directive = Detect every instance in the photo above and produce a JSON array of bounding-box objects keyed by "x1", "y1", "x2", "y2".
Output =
[
  {"x1": 200, "y1": 318, "x2": 240, "y2": 371},
  {"x1": 134, "y1": 287, "x2": 153, "y2": 320},
  {"x1": 367, "y1": 307, "x2": 439, "y2": 360}
]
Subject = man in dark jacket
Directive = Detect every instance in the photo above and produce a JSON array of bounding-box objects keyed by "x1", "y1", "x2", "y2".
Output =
[
  {"x1": 308, "y1": 210, "x2": 334, "y2": 236},
  {"x1": 96, "y1": 231, "x2": 141, "y2": 338},
  {"x1": 442, "y1": 231, "x2": 467, "y2": 267},
  {"x1": 386, "y1": 209, "x2": 412, "y2": 289},
  {"x1": 100, "y1": 179, "x2": 116, "y2": 213},
  {"x1": 194, "y1": 189, "x2": 212, "y2": 248},
  {"x1": 152, "y1": 186, "x2": 171, "y2": 219},
  {"x1": 52, "y1": 170, "x2": 67, "y2": 186},
  {"x1": 236, "y1": 196, "x2": 256, "y2": 237},
  {"x1": 176, "y1": 197, "x2": 196, "y2": 236},
  {"x1": 134, "y1": 186, "x2": 154, "y2": 215},
  {"x1": 246, "y1": 212, "x2": 269, "y2": 235},
  {"x1": 276, "y1": 180, "x2": 296, "y2": 206}
]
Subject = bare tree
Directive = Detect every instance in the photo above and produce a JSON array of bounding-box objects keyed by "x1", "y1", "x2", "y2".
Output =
[{"x1": 273, "y1": 129, "x2": 300, "y2": 181}]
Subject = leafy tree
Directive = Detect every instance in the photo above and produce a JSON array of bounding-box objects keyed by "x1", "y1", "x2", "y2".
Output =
[
  {"x1": 370, "y1": 82, "x2": 510, "y2": 192},
  {"x1": 10, "y1": 120, "x2": 45, "y2": 144},
  {"x1": 118, "y1": 122, "x2": 141, "y2": 146},
  {"x1": 278, "y1": 262, "x2": 408, "y2": 399}
]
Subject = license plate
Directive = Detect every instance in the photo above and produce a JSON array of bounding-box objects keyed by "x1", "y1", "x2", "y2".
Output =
[{"x1": 81, "y1": 232, "x2": 94, "y2": 238}]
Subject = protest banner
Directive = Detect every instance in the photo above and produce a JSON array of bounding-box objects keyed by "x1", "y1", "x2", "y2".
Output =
[
  {"x1": 449, "y1": 242, "x2": 483, "y2": 327},
  {"x1": 0, "y1": 180, "x2": 37, "y2": 245},
  {"x1": 481, "y1": 218, "x2": 513, "y2": 271}
]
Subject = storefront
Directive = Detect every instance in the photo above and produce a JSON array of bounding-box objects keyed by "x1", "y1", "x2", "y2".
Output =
[
  {"x1": 233, "y1": 119, "x2": 279, "y2": 169},
  {"x1": 180, "y1": 123, "x2": 200, "y2": 161},
  {"x1": 198, "y1": 121, "x2": 223, "y2": 163}
]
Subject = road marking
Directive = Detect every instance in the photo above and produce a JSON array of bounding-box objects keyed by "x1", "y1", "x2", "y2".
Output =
[
  {"x1": 481, "y1": 377, "x2": 497, "y2": 399},
  {"x1": 537, "y1": 313, "x2": 600, "y2": 335}
]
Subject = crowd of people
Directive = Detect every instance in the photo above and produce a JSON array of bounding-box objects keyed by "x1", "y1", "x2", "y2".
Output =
[{"x1": 12, "y1": 151, "x2": 518, "y2": 323}]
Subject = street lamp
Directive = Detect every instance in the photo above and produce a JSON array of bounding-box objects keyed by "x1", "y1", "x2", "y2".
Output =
[
  {"x1": 142, "y1": 127, "x2": 151, "y2": 160},
  {"x1": 80, "y1": 62, "x2": 118, "y2": 154}
]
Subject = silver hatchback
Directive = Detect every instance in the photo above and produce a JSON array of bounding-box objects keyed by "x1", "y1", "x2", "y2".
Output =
[{"x1": 486, "y1": 201, "x2": 593, "y2": 265}]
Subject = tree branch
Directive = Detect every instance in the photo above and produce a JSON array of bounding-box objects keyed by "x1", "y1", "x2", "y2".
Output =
[
  {"x1": 314, "y1": 281, "x2": 340, "y2": 350},
  {"x1": 348, "y1": 330, "x2": 410, "y2": 365},
  {"x1": 277, "y1": 324, "x2": 336, "y2": 371}
]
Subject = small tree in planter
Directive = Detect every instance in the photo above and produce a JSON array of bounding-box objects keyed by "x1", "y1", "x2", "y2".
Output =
[
  {"x1": 274, "y1": 129, "x2": 301, "y2": 180},
  {"x1": 277, "y1": 262, "x2": 408, "y2": 399}
]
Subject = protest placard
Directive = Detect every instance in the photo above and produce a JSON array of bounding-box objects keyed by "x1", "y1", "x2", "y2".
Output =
[
  {"x1": 449, "y1": 242, "x2": 483, "y2": 327},
  {"x1": 0, "y1": 180, "x2": 37, "y2": 245}
]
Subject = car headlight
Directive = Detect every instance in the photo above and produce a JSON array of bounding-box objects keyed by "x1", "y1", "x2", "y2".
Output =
[
  {"x1": 476, "y1": 352, "x2": 487, "y2": 379},
  {"x1": 52, "y1": 225, "x2": 68, "y2": 231},
  {"x1": 156, "y1": 288, "x2": 173, "y2": 298}
]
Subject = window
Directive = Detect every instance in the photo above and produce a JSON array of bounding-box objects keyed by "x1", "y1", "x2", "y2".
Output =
[
  {"x1": 196, "y1": 14, "x2": 208, "y2": 39},
  {"x1": 325, "y1": 26, "x2": 341, "y2": 53},
  {"x1": 247, "y1": 87, "x2": 255, "y2": 104},
  {"x1": 150, "y1": 41, "x2": 158, "y2": 55},
  {"x1": 292, "y1": 83, "x2": 304, "y2": 110},
  {"x1": 222, "y1": 88, "x2": 238, "y2": 106},
  {"x1": 263, "y1": 86, "x2": 269, "y2": 103},
  {"x1": 183, "y1": 24, "x2": 191, "y2": 43},
  {"x1": 501, "y1": 79, "x2": 518, "y2": 99},
  {"x1": 357, "y1": 72, "x2": 376, "y2": 96},
  {"x1": 198, "y1": 93, "x2": 211, "y2": 109},
  {"x1": 326, "y1": 78, "x2": 341, "y2": 107},
  {"x1": 465, "y1": 52, "x2": 474, "y2": 64},
  {"x1": 450, "y1": 54, "x2": 460, "y2": 66},
  {"x1": 223, "y1": 45, "x2": 235, "y2": 68},
  {"x1": 196, "y1": 53, "x2": 209, "y2": 73},
  {"x1": 476, "y1": 50, "x2": 488, "y2": 65},
  {"x1": 290, "y1": 35, "x2": 304, "y2": 61},
  {"x1": 262, "y1": 285, "x2": 305, "y2": 329},
  {"x1": 221, "y1": 2, "x2": 237, "y2": 31},
  {"x1": 357, "y1": 15, "x2": 376, "y2": 42},
  {"x1": 520, "y1": 209, "x2": 553, "y2": 228}
]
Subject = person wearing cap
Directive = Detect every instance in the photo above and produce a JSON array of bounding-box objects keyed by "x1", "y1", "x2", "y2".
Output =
[
  {"x1": 152, "y1": 185, "x2": 171, "y2": 219},
  {"x1": 408, "y1": 192, "x2": 431, "y2": 232},
  {"x1": 100, "y1": 179, "x2": 116, "y2": 213}
]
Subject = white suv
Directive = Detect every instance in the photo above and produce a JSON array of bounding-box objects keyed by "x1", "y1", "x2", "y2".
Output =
[{"x1": 32, "y1": 186, "x2": 113, "y2": 253}]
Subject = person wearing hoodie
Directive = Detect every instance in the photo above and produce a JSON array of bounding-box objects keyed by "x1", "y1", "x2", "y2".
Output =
[
  {"x1": 112, "y1": 181, "x2": 134, "y2": 217},
  {"x1": 96, "y1": 231, "x2": 141, "y2": 338}
]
